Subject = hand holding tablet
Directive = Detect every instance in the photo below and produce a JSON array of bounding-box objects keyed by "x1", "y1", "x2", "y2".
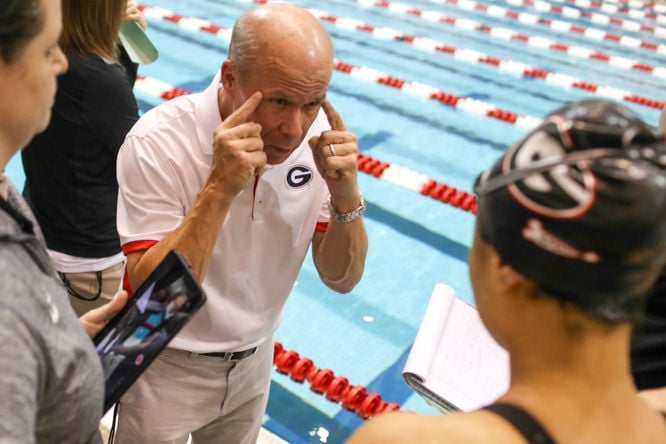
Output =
[{"x1": 93, "y1": 250, "x2": 206, "y2": 413}]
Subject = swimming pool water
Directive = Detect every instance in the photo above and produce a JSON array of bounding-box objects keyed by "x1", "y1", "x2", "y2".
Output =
[{"x1": 6, "y1": 0, "x2": 665, "y2": 442}]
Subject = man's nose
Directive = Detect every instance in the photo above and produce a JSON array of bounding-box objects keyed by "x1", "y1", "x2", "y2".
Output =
[{"x1": 279, "y1": 108, "x2": 304, "y2": 139}]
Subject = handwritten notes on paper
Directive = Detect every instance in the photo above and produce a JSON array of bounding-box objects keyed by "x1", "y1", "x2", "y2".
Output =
[{"x1": 403, "y1": 284, "x2": 510, "y2": 412}]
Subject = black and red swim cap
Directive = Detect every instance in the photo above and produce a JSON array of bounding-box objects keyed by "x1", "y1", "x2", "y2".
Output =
[{"x1": 474, "y1": 99, "x2": 666, "y2": 322}]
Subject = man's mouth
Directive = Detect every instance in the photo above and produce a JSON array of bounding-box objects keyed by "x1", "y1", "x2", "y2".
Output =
[{"x1": 266, "y1": 144, "x2": 292, "y2": 153}]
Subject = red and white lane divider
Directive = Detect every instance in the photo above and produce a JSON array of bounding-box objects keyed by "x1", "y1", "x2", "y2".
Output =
[
  {"x1": 235, "y1": 0, "x2": 663, "y2": 110},
  {"x1": 273, "y1": 342, "x2": 401, "y2": 419},
  {"x1": 133, "y1": 75, "x2": 480, "y2": 214},
  {"x1": 500, "y1": 0, "x2": 666, "y2": 37},
  {"x1": 353, "y1": 0, "x2": 666, "y2": 79},
  {"x1": 137, "y1": 4, "x2": 542, "y2": 129},
  {"x1": 377, "y1": 0, "x2": 666, "y2": 54},
  {"x1": 504, "y1": 0, "x2": 638, "y2": 17},
  {"x1": 550, "y1": 0, "x2": 666, "y2": 22},
  {"x1": 607, "y1": 8, "x2": 666, "y2": 25},
  {"x1": 304, "y1": 8, "x2": 662, "y2": 110},
  {"x1": 599, "y1": 0, "x2": 666, "y2": 14}
]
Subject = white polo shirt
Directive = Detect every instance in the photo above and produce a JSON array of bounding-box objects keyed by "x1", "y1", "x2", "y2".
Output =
[{"x1": 117, "y1": 73, "x2": 330, "y2": 352}]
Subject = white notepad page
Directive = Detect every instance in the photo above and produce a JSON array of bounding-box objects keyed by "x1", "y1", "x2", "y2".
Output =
[{"x1": 403, "y1": 284, "x2": 510, "y2": 412}]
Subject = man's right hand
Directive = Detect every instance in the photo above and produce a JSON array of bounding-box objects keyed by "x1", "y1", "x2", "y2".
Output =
[
  {"x1": 209, "y1": 92, "x2": 265, "y2": 199},
  {"x1": 125, "y1": 93, "x2": 266, "y2": 288}
]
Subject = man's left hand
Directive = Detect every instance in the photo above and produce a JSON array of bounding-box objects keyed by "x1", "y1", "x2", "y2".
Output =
[{"x1": 309, "y1": 100, "x2": 362, "y2": 211}]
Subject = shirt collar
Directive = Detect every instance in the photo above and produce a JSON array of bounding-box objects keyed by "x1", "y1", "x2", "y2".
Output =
[{"x1": 195, "y1": 70, "x2": 223, "y2": 156}]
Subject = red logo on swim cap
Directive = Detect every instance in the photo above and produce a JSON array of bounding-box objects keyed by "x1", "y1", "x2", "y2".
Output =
[
  {"x1": 522, "y1": 218, "x2": 600, "y2": 262},
  {"x1": 503, "y1": 118, "x2": 598, "y2": 219}
]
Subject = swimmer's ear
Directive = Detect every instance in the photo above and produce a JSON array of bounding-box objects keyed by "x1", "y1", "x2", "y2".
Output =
[{"x1": 498, "y1": 265, "x2": 526, "y2": 289}]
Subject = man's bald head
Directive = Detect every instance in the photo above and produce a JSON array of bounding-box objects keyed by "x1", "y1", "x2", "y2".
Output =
[{"x1": 228, "y1": 3, "x2": 334, "y2": 82}]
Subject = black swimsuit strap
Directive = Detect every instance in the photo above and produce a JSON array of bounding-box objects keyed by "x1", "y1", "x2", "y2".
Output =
[{"x1": 483, "y1": 403, "x2": 556, "y2": 444}]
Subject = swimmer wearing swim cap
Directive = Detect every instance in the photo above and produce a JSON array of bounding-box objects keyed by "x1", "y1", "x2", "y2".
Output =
[
  {"x1": 474, "y1": 98, "x2": 666, "y2": 322},
  {"x1": 347, "y1": 99, "x2": 666, "y2": 444}
]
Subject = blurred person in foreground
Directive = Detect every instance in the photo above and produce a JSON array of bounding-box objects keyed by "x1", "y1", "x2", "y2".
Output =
[
  {"x1": 347, "y1": 99, "x2": 666, "y2": 443},
  {"x1": 0, "y1": 0, "x2": 127, "y2": 442},
  {"x1": 114, "y1": 3, "x2": 368, "y2": 443}
]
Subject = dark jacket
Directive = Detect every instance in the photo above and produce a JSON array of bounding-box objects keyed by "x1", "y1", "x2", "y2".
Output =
[
  {"x1": 0, "y1": 183, "x2": 104, "y2": 443},
  {"x1": 21, "y1": 49, "x2": 139, "y2": 258}
]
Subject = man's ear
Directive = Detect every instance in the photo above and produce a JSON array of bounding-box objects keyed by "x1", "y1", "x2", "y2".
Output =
[{"x1": 220, "y1": 60, "x2": 235, "y2": 91}]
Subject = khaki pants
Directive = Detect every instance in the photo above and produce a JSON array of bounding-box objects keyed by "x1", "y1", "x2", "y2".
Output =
[
  {"x1": 60, "y1": 260, "x2": 125, "y2": 317},
  {"x1": 114, "y1": 337, "x2": 274, "y2": 444}
]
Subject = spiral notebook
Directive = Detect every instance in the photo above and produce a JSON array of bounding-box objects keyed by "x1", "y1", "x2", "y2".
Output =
[{"x1": 402, "y1": 284, "x2": 510, "y2": 412}]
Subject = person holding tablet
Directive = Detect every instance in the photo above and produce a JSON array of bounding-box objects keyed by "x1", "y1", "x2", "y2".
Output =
[{"x1": 0, "y1": 0, "x2": 128, "y2": 441}]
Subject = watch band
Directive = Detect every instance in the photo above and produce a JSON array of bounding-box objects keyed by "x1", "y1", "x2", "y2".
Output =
[{"x1": 328, "y1": 194, "x2": 366, "y2": 223}]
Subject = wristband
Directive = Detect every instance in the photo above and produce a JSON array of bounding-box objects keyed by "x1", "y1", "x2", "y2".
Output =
[{"x1": 328, "y1": 194, "x2": 366, "y2": 223}]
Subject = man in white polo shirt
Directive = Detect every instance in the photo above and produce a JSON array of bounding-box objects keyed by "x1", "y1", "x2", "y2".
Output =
[{"x1": 114, "y1": 3, "x2": 368, "y2": 443}]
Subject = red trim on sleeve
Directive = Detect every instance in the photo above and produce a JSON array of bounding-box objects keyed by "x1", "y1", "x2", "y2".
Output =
[
  {"x1": 121, "y1": 239, "x2": 159, "y2": 256},
  {"x1": 315, "y1": 222, "x2": 329, "y2": 232},
  {"x1": 122, "y1": 269, "x2": 133, "y2": 296},
  {"x1": 120, "y1": 240, "x2": 159, "y2": 295}
]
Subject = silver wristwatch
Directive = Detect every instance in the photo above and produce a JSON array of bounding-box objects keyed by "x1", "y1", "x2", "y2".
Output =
[{"x1": 328, "y1": 194, "x2": 366, "y2": 223}]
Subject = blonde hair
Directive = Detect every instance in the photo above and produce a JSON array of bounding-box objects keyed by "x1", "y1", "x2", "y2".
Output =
[{"x1": 59, "y1": 0, "x2": 126, "y2": 59}]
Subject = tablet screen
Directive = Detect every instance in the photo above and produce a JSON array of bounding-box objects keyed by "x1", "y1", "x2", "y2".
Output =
[{"x1": 93, "y1": 250, "x2": 206, "y2": 413}]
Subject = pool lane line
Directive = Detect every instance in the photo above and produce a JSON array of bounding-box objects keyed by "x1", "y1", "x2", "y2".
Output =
[
  {"x1": 138, "y1": 3, "x2": 665, "y2": 111},
  {"x1": 273, "y1": 342, "x2": 401, "y2": 420},
  {"x1": 348, "y1": 0, "x2": 666, "y2": 80},
  {"x1": 547, "y1": 0, "x2": 666, "y2": 25},
  {"x1": 486, "y1": 0, "x2": 666, "y2": 36},
  {"x1": 133, "y1": 75, "x2": 480, "y2": 214},
  {"x1": 226, "y1": 0, "x2": 664, "y2": 110},
  {"x1": 136, "y1": 4, "x2": 544, "y2": 129},
  {"x1": 415, "y1": 0, "x2": 666, "y2": 54},
  {"x1": 605, "y1": 0, "x2": 663, "y2": 8},
  {"x1": 568, "y1": 0, "x2": 666, "y2": 23},
  {"x1": 305, "y1": 7, "x2": 662, "y2": 110}
]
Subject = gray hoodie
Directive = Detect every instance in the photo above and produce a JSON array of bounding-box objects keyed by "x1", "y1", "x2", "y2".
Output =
[{"x1": 0, "y1": 183, "x2": 104, "y2": 444}]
